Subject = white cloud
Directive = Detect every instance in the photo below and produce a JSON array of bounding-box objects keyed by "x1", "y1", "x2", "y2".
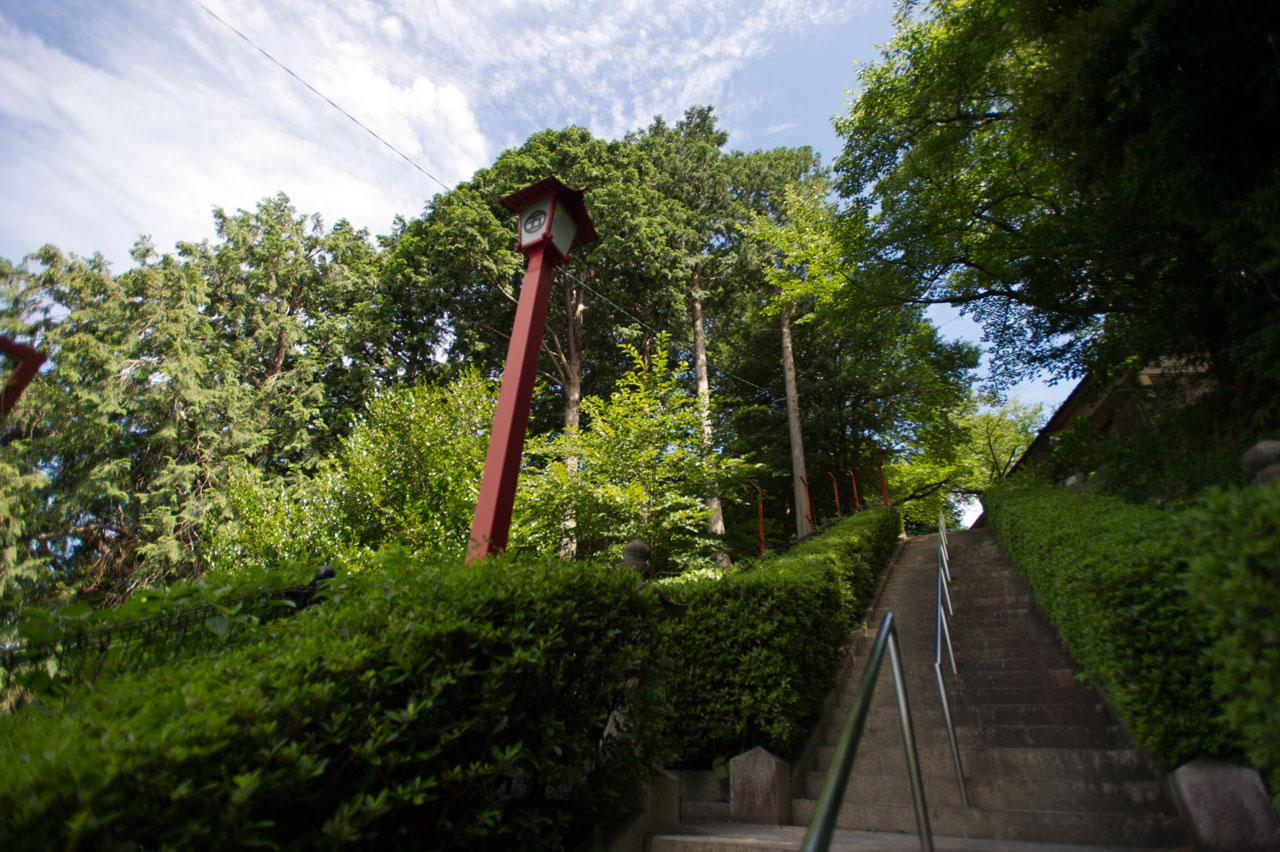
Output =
[{"x1": 0, "y1": 0, "x2": 886, "y2": 267}]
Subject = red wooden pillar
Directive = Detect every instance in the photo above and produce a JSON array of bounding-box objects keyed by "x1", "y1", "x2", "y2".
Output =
[
  {"x1": 799, "y1": 475, "x2": 814, "y2": 532},
  {"x1": 877, "y1": 450, "x2": 890, "y2": 508},
  {"x1": 467, "y1": 178, "x2": 596, "y2": 562},
  {"x1": 827, "y1": 471, "x2": 841, "y2": 518},
  {"x1": 0, "y1": 337, "x2": 46, "y2": 421},
  {"x1": 467, "y1": 244, "x2": 557, "y2": 561},
  {"x1": 745, "y1": 478, "x2": 765, "y2": 557},
  {"x1": 847, "y1": 469, "x2": 860, "y2": 512}
]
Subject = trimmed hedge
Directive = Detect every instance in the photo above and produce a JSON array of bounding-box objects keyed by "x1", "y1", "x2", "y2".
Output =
[
  {"x1": 1183, "y1": 478, "x2": 1280, "y2": 808},
  {"x1": 982, "y1": 479, "x2": 1233, "y2": 768},
  {"x1": 0, "y1": 551, "x2": 664, "y2": 850},
  {"x1": 658, "y1": 508, "x2": 902, "y2": 766}
]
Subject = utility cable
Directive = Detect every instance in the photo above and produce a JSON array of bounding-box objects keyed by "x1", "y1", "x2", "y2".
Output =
[
  {"x1": 560, "y1": 266, "x2": 783, "y2": 404},
  {"x1": 190, "y1": 0, "x2": 783, "y2": 406},
  {"x1": 189, "y1": 0, "x2": 455, "y2": 197}
]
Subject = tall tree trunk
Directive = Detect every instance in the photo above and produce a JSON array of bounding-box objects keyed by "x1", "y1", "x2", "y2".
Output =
[
  {"x1": 781, "y1": 303, "x2": 811, "y2": 538},
  {"x1": 691, "y1": 290, "x2": 728, "y2": 551},
  {"x1": 558, "y1": 276, "x2": 585, "y2": 557},
  {"x1": 561, "y1": 277, "x2": 585, "y2": 431}
]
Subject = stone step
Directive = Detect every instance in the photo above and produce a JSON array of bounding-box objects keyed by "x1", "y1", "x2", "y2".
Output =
[
  {"x1": 858, "y1": 683, "x2": 1104, "y2": 711},
  {"x1": 650, "y1": 822, "x2": 1184, "y2": 852},
  {"x1": 790, "y1": 798, "x2": 1189, "y2": 846},
  {"x1": 853, "y1": 633, "x2": 1069, "y2": 655},
  {"x1": 837, "y1": 663, "x2": 1084, "y2": 690},
  {"x1": 798, "y1": 770, "x2": 1174, "y2": 814},
  {"x1": 678, "y1": 770, "x2": 728, "y2": 804},
  {"x1": 820, "y1": 721, "x2": 1130, "y2": 751},
  {"x1": 681, "y1": 800, "x2": 729, "y2": 821},
  {"x1": 810, "y1": 744, "x2": 1159, "y2": 783},
  {"x1": 666, "y1": 528, "x2": 1191, "y2": 849},
  {"x1": 825, "y1": 701, "x2": 1113, "y2": 731}
]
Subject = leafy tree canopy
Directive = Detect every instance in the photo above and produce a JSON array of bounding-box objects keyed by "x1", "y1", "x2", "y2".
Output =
[{"x1": 836, "y1": 0, "x2": 1280, "y2": 400}]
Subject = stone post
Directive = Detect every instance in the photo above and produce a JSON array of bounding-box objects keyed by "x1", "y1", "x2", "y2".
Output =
[{"x1": 729, "y1": 746, "x2": 792, "y2": 824}]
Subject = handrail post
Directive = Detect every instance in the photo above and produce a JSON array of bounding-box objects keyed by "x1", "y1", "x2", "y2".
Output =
[
  {"x1": 936, "y1": 660, "x2": 969, "y2": 807},
  {"x1": 934, "y1": 510, "x2": 967, "y2": 808},
  {"x1": 801, "y1": 612, "x2": 934, "y2": 852},
  {"x1": 889, "y1": 630, "x2": 933, "y2": 850}
]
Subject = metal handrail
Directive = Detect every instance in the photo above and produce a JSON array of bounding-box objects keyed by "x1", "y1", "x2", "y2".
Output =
[
  {"x1": 801, "y1": 611, "x2": 934, "y2": 852},
  {"x1": 934, "y1": 511, "x2": 969, "y2": 806}
]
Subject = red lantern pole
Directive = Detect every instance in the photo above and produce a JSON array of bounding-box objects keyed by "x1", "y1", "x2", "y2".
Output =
[
  {"x1": 847, "y1": 468, "x2": 860, "y2": 512},
  {"x1": 799, "y1": 475, "x2": 814, "y2": 532},
  {"x1": 827, "y1": 471, "x2": 841, "y2": 518},
  {"x1": 466, "y1": 178, "x2": 595, "y2": 563},
  {"x1": 877, "y1": 450, "x2": 890, "y2": 508},
  {"x1": 467, "y1": 244, "x2": 556, "y2": 561},
  {"x1": 745, "y1": 478, "x2": 765, "y2": 557},
  {"x1": 0, "y1": 337, "x2": 46, "y2": 421}
]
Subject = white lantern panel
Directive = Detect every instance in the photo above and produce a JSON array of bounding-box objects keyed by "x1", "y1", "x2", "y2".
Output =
[
  {"x1": 549, "y1": 203, "x2": 578, "y2": 257},
  {"x1": 518, "y1": 197, "x2": 553, "y2": 248}
]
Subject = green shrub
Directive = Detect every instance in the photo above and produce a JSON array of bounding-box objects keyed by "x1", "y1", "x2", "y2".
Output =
[
  {"x1": 0, "y1": 551, "x2": 665, "y2": 850},
  {"x1": 204, "y1": 368, "x2": 497, "y2": 573},
  {"x1": 1043, "y1": 395, "x2": 1259, "y2": 507},
  {"x1": 1183, "y1": 478, "x2": 1280, "y2": 808},
  {"x1": 206, "y1": 348, "x2": 751, "y2": 577},
  {"x1": 982, "y1": 478, "x2": 1232, "y2": 768},
  {"x1": 658, "y1": 508, "x2": 901, "y2": 766}
]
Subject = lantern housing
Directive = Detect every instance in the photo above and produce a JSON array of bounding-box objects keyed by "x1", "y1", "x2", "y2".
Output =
[{"x1": 498, "y1": 177, "x2": 597, "y2": 262}]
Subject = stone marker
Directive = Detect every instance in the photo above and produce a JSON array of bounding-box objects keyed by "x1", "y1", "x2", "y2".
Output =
[
  {"x1": 1169, "y1": 758, "x2": 1280, "y2": 852},
  {"x1": 729, "y1": 746, "x2": 791, "y2": 825}
]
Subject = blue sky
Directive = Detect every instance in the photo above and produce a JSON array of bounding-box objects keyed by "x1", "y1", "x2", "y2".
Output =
[{"x1": 0, "y1": 0, "x2": 1073, "y2": 411}]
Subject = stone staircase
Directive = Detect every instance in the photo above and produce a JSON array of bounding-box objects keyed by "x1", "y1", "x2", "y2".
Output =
[{"x1": 652, "y1": 528, "x2": 1192, "y2": 851}]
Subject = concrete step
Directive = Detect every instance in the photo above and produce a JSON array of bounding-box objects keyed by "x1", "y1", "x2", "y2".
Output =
[
  {"x1": 820, "y1": 721, "x2": 1130, "y2": 750},
  {"x1": 650, "y1": 821, "x2": 1185, "y2": 852},
  {"x1": 810, "y1": 744, "x2": 1159, "y2": 783},
  {"x1": 679, "y1": 770, "x2": 729, "y2": 804},
  {"x1": 798, "y1": 770, "x2": 1174, "y2": 814},
  {"x1": 835, "y1": 665, "x2": 1086, "y2": 693},
  {"x1": 790, "y1": 798, "x2": 1189, "y2": 846},
  {"x1": 852, "y1": 633, "x2": 1070, "y2": 656},
  {"x1": 826, "y1": 702, "x2": 1114, "y2": 732},
  {"x1": 858, "y1": 683, "x2": 1105, "y2": 711},
  {"x1": 681, "y1": 800, "x2": 729, "y2": 821}
]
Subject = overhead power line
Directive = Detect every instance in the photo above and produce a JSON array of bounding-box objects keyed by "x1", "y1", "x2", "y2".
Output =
[
  {"x1": 190, "y1": 0, "x2": 781, "y2": 405},
  {"x1": 560, "y1": 267, "x2": 782, "y2": 403},
  {"x1": 189, "y1": 0, "x2": 455, "y2": 196}
]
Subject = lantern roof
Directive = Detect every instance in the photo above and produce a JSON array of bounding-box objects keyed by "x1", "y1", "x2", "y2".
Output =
[{"x1": 498, "y1": 177, "x2": 597, "y2": 254}]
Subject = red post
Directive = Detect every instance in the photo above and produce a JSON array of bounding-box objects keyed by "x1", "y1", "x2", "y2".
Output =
[
  {"x1": 877, "y1": 450, "x2": 889, "y2": 508},
  {"x1": 799, "y1": 475, "x2": 814, "y2": 532},
  {"x1": 467, "y1": 244, "x2": 557, "y2": 561},
  {"x1": 847, "y1": 469, "x2": 860, "y2": 512},
  {"x1": 827, "y1": 471, "x2": 841, "y2": 518},
  {"x1": 745, "y1": 478, "x2": 765, "y2": 557},
  {"x1": 0, "y1": 337, "x2": 46, "y2": 421}
]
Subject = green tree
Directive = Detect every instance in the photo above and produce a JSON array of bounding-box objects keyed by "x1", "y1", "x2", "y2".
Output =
[
  {"x1": 883, "y1": 395, "x2": 1044, "y2": 529},
  {"x1": 205, "y1": 369, "x2": 498, "y2": 575},
  {"x1": 740, "y1": 179, "x2": 979, "y2": 539},
  {"x1": 835, "y1": 0, "x2": 1280, "y2": 404},
  {"x1": 0, "y1": 196, "x2": 381, "y2": 617},
  {"x1": 386, "y1": 127, "x2": 686, "y2": 433},
  {"x1": 519, "y1": 339, "x2": 750, "y2": 572}
]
